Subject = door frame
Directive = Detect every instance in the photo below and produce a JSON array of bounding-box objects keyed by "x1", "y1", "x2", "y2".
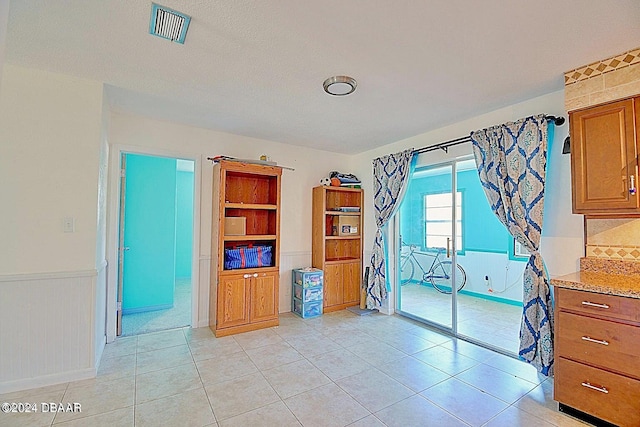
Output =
[
  {"x1": 393, "y1": 154, "x2": 521, "y2": 357},
  {"x1": 394, "y1": 157, "x2": 472, "y2": 334},
  {"x1": 106, "y1": 144, "x2": 202, "y2": 343}
]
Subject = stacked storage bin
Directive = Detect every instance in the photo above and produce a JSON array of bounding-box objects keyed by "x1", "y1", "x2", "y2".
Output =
[{"x1": 291, "y1": 268, "x2": 323, "y2": 318}]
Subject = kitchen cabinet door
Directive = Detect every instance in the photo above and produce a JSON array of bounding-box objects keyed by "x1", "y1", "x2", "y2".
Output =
[{"x1": 571, "y1": 98, "x2": 638, "y2": 213}]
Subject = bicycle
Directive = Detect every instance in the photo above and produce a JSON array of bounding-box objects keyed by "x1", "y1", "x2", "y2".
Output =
[{"x1": 399, "y1": 241, "x2": 467, "y2": 294}]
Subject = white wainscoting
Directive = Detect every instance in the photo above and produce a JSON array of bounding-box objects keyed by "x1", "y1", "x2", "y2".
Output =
[{"x1": 0, "y1": 268, "x2": 101, "y2": 394}]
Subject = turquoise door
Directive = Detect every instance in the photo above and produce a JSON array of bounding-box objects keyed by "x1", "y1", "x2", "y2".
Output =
[{"x1": 121, "y1": 153, "x2": 177, "y2": 314}]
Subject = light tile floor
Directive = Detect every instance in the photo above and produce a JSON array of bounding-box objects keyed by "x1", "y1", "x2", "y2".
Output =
[
  {"x1": 0, "y1": 311, "x2": 589, "y2": 427},
  {"x1": 399, "y1": 284, "x2": 522, "y2": 353},
  {"x1": 121, "y1": 278, "x2": 192, "y2": 336}
]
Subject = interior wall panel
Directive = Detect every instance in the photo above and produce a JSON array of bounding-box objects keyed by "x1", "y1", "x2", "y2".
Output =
[{"x1": 0, "y1": 270, "x2": 97, "y2": 393}]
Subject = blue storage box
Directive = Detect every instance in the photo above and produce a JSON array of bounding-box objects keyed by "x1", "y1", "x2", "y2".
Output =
[
  {"x1": 292, "y1": 299, "x2": 322, "y2": 319},
  {"x1": 291, "y1": 267, "x2": 323, "y2": 318},
  {"x1": 293, "y1": 285, "x2": 323, "y2": 302},
  {"x1": 292, "y1": 268, "x2": 323, "y2": 288}
]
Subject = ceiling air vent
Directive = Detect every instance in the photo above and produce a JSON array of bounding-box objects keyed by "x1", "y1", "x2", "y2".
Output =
[{"x1": 149, "y1": 3, "x2": 191, "y2": 44}]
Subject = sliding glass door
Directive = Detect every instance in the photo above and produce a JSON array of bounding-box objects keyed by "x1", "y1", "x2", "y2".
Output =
[
  {"x1": 396, "y1": 154, "x2": 526, "y2": 355},
  {"x1": 397, "y1": 162, "x2": 460, "y2": 331}
]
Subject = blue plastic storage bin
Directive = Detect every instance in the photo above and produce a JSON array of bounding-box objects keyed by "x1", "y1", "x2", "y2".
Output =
[
  {"x1": 291, "y1": 268, "x2": 323, "y2": 318},
  {"x1": 292, "y1": 268, "x2": 323, "y2": 288}
]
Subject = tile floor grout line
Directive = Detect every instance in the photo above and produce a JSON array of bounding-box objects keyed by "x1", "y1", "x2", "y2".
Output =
[
  {"x1": 418, "y1": 389, "x2": 479, "y2": 427},
  {"x1": 184, "y1": 329, "x2": 218, "y2": 424},
  {"x1": 202, "y1": 390, "x2": 219, "y2": 425},
  {"x1": 279, "y1": 391, "x2": 306, "y2": 427},
  {"x1": 50, "y1": 377, "x2": 72, "y2": 425}
]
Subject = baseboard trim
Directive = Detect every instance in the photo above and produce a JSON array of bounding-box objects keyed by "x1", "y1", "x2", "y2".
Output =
[
  {"x1": 122, "y1": 303, "x2": 173, "y2": 315},
  {"x1": 377, "y1": 306, "x2": 393, "y2": 315},
  {"x1": 94, "y1": 336, "x2": 106, "y2": 370},
  {"x1": 195, "y1": 320, "x2": 209, "y2": 328},
  {"x1": 0, "y1": 367, "x2": 96, "y2": 395}
]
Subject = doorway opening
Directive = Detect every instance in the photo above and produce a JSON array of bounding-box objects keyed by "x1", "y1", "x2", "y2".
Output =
[
  {"x1": 117, "y1": 153, "x2": 195, "y2": 336},
  {"x1": 396, "y1": 155, "x2": 527, "y2": 355}
]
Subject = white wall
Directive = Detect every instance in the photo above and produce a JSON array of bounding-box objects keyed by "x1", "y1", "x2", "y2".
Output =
[
  {"x1": 107, "y1": 112, "x2": 352, "y2": 329},
  {"x1": 0, "y1": 0, "x2": 9, "y2": 94},
  {"x1": 456, "y1": 252, "x2": 527, "y2": 302},
  {"x1": 0, "y1": 65, "x2": 104, "y2": 392},
  {"x1": 351, "y1": 90, "x2": 584, "y2": 311},
  {"x1": 0, "y1": 65, "x2": 103, "y2": 274}
]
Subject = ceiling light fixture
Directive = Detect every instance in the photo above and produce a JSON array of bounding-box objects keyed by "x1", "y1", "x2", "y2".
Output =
[{"x1": 323, "y1": 76, "x2": 357, "y2": 96}]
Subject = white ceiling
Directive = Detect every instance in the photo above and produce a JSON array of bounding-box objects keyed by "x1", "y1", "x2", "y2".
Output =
[{"x1": 6, "y1": 1, "x2": 640, "y2": 154}]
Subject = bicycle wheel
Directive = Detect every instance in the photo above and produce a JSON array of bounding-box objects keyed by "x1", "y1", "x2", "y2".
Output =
[
  {"x1": 399, "y1": 255, "x2": 415, "y2": 285},
  {"x1": 430, "y1": 261, "x2": 466, "y2": 293}
]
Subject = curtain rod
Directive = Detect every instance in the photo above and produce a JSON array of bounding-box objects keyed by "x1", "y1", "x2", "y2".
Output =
[{"x1": 413, "y1": 115, "x2": 565, "y2": 155}]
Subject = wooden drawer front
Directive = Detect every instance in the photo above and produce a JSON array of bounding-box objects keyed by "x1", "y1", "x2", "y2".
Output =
[
  {"x1": 556, "y1": 312, "x2": 640, "y2": 379},
  {"x1": 555, "y1": 358, "x2": 640, "y2": 427},
  {"x1": 556, "y1": 287, "x2": 640, "y2": 323}
]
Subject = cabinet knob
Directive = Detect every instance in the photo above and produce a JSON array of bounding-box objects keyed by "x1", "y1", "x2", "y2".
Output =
[
  {"x1": 243, "y1": 274, "x2": 250, "y2": 279},
  {"x1": 253, "y1": 273, "x2": 258, "y2": 278}
]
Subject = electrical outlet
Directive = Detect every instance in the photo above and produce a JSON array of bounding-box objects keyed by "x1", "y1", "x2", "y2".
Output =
[{"x1": 63, "y1": 217, "x2": 75, "y2": 233}]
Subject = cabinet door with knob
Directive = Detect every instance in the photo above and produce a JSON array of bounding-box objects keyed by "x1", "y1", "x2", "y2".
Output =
[
  {"x1": 217, "y1": 271, "x2": 279, "y2": 331},
  {"x1": 570, "y1": 98, "x2": 639, "y2": 214},
  {"x1": 217, "y1": 273, "x2": 250, "y2": 329},
  {"x1": 250, "y1": 272, "x2": 278, "y2": 323}
]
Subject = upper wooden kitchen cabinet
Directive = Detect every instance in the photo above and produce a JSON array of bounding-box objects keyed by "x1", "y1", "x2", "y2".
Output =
[
  {"x1": 209, "y1": 160, "x2": 281, "y2": 337},
  {"x1": 312, "y1": 185, "x2": 363, "y2": 312},
  {"x1": 570, "y1": 97, "x2": 639, "y2": 215}
]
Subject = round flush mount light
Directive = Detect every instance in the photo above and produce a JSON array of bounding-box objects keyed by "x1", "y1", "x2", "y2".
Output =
[{"x1": 323, "y1": 76, "x2": 357, "y2": 96}]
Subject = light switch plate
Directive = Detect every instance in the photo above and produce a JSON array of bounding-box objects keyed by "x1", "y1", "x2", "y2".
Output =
[{"x1": 63, "y1": 217, "x2": 75, "y2": 233}]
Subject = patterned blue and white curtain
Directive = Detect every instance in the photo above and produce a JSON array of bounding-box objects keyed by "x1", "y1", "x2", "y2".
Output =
[
  {"x1": 367, "y1": 149, "x2": 414, "y2": 308},
  {"x1": 470, "y1": 115, "x2": 554, "y2": 376}
]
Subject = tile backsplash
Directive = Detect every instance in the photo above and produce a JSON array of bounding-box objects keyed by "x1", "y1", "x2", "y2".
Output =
[
  {"x1": 566, "y1": 47, "x2": 640, "y2": 261},
  {"x1": 586, "y1": 218, "x2": 640, "y2": 260},
  {"x1": 564, "y1": 47, "x2": 640, "y2": 112}
]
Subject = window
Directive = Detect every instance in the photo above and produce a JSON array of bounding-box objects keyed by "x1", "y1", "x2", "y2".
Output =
[
  {"x1": 512, "y1": 237, "x2": 531, "y2": 259},
  {"x1": 424, "y1": 192, "x2": 462, "y2": 250}
]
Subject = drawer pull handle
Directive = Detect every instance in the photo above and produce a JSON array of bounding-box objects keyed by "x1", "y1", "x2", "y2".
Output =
[
  {"x1": 581, "y1": 301, "x2": 610, "y2": 309},
  {"x1": 581, "y1": 336, "x2": 609, "y2": 346},
  {"x1": 581, "y1": 382, "x2": 609, "y2": 394}
]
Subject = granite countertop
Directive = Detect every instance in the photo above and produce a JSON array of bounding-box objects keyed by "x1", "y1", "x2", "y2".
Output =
[{"x1": 550, "y1": 257, "x2": 640, "y2": 299}]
